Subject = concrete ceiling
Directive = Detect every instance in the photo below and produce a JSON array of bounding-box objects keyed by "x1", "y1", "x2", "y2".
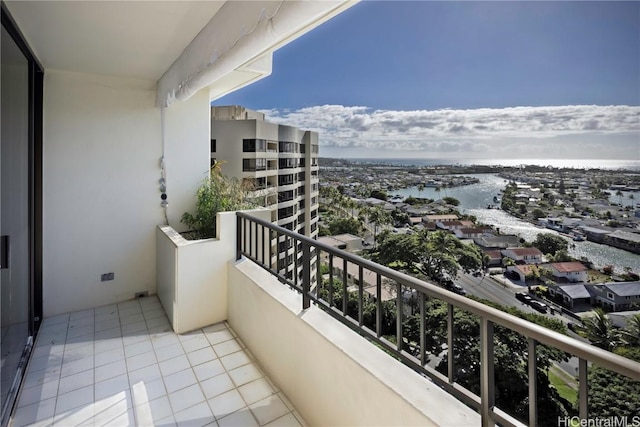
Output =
[{"x1": 5, "y1": 1, "x2": 225, "y2": 81}]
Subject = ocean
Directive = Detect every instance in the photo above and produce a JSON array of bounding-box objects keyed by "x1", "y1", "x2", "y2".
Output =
[{"x1": 348, "y1": 158, "x2": 640, "y2": 171}]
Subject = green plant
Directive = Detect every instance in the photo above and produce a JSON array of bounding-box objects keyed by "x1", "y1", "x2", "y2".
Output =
[{"x1": 181, "y1": 163, "x2": 256, "y2": 239}]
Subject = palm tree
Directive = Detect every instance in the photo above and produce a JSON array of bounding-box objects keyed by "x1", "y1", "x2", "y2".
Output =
[
  {"x1": 577, "y1": 308, "x2": 621, "y2": 351},
  {"x1": 369, "y1": 206, "x2": 391, "y2": 248},
  {"x1": 621, "y1": 314, "x2": 640, "y2": 346},
  {"x1": 615, "y1": 190, "x2": 624, "y2": 205}
]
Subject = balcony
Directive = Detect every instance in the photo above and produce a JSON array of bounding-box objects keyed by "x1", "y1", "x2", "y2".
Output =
[{"x1": 11, "y1": 212, "x2": 640, "y2": 427}]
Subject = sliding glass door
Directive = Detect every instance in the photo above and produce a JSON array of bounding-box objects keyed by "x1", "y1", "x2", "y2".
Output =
[{"x1": 0, "y1": 4, "x2": 43, "y2": 425}]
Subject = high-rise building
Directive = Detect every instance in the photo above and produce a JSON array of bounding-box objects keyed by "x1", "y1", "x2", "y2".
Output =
[{"x1": 211, "y1": 106, "x2": 320, "y2": 281}]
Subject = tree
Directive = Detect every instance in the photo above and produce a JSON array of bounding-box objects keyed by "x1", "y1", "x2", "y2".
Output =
[
  {"x1": 549, "y1": 249, "x2": 572, "y2": 263},
  {"x1": 585, "y1": 347, "x2": 640, "y2": 419},
  {"x1": 443, "y1": 196, "x2": 460, "y2": 206},
  {"x1": 576, "y1": 308, "x2": 621, "y2": 351},
  {"x1": 532, "y1": 233, "x2": 568, "y2": 256},
  {"x1": 558, "y1": 179, "x2": 566, "y2": 195},
  {"x1": 328, "y1": 217, "x2": 361, "y2": 235},
  {"x1": 615, "y1": 190, "x2": 624, "y2": 205},
  {"x1": 369, "y1": 206, "x2": 391, "y2": 248},
  {"x1": 532, "y1": 208, "x2": 546, "y2": 220},
  {"x1": 621, "y1": 314, "x2": 640, "y2": 346},
  {"x1": 370, "y1": 189, "x2": 388, "y2": 201}
]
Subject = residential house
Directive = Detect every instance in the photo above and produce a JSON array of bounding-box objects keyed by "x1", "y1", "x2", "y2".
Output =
[
  {"x1": 473, "y1": 234, "x2": 522, "y2": 250},
  {"x1": 506, "y1": 264, "x2": 539, "y2": 283},
  {"x1": 588, "y1": 282, "x2": 640, "y2": 312},
  {"x1": 501, "y1": 247, "x2": 544, "y2": 265},
  {"x1": 549, "y1": 262, "x2": 589, "y2": 283},
  {"x1": 454, "y1": 226, "x2": 492, "y2": 239},
  {"x1": 548, "y1": 284, "x2": 592, "y2": 308}
]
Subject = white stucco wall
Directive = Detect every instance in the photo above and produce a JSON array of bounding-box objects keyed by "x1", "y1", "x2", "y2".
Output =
[
  {"x1": 42, "y1": 70, "x2": 209, "y2": 316},
  {"x1": 228, "y1": 259, "x2": 480, "y2": 427}
]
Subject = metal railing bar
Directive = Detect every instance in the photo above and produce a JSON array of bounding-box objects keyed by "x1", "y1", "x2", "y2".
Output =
[
  {"x1": 480, "y1": 317, "x2": 495, "y2": 427},
  {"x1": 358, "y1": 265, "x2": 364, "y2": 326},
  {"x1": 448, "y1": 303, "x2": 454, "y2": 384},
  {"x1": 396, "y1": 281, "x2": 402, "y2": 351},
  {"x1": 376, "y1": 274, "x2": 382, "y2": 338},
  {"x1": 342, "y1": 258, "x2": 347, "y2": 316},
  {"x1": 236, "y1": 212, "x2": 640, "y2": 381},
  {"x1": 420, "y1": 292, "x2": 426, "y2": 367},
  {"x1": 528, "y1": 338, "x2": 537, "y2": 427}
]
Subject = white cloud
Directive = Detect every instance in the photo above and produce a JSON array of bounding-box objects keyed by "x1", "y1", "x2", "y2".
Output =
[{"x1": 258, "y1": 104, "x2": 640, "y2": 158}]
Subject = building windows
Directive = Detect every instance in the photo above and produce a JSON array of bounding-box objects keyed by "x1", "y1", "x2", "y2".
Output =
[
  {"x1": 279, "y1": 158, "x2": 298, "y2": 169},
  {"x1": 243, "y1": 139, "x2": 266, "y2": 152},
  {"x1": 279, "y1": 141, "x2": 297, "y2": 153},
  {"x1": 242, "y1": 158, "x2": 266, "y2": 171},
  {"x1": 278, "y1": 190, "x2": 294, "y2": 203},
  {"x1": 278, "y1": 206, "x2": 295, "y2": 220},
  {"x1": 607, "y1": 292, "x2": 614, "y2": 300},
  {"x1": 278, "y1": 174, "x2": 295, "y2": 186}
]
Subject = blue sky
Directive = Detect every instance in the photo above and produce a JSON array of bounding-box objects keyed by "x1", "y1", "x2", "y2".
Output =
[{"x1": 214, "y1": 1, "x2": 640, "y2": 160}]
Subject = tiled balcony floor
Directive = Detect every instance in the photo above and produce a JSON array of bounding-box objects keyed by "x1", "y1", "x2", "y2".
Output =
[{"x1": 11, "y1": 296, "x2": 305, "y2": 427}]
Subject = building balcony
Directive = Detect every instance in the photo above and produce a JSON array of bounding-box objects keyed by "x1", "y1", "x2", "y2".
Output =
[{"x1": 11, "y1": 212, "x2": 640, "y2": 427}]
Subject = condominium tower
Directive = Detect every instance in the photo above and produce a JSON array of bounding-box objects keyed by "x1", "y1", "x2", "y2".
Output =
[{"x1": 210, "y1": 105, "x2": 320, "y2": 280}]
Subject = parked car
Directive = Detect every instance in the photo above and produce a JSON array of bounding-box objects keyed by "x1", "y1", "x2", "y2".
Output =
[
  {"x1": 530, "y1": 300, "x2": 548, "y2": 313},
  {"x1": 451, "y1": 284, "x2": 467, "y2": 295},
  {"x1": 515, "y1": 293, "x2": 533, "y2": 304}
]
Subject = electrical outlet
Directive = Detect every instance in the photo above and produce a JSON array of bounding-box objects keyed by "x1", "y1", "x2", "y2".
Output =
[{"x1": 101, "y1": 272, "x2": 114, "y2": 281}]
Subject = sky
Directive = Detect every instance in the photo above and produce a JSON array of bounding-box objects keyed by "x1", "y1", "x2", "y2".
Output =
[{"x1": 213, "y1": 1, "x2": 640, "y2": 160}]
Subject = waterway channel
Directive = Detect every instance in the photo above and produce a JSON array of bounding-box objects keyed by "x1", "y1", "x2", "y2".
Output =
[{"x1": 393, "y1": 174, "x2": 640, "y2": 273}]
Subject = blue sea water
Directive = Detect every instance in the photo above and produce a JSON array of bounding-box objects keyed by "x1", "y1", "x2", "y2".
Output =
[{"x1": 349, "y1": 158, "x2": 640, "y2": 171}]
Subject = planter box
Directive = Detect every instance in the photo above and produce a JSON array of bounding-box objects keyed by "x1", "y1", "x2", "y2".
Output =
[{"x1": 156, "y1": 208, "x2": 270, "y2": 333}]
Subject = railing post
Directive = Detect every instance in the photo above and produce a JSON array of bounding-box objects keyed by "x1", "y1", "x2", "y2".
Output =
[
  {"x1": 236, "y1": 214, "x2": 242, "y2": 260},
  {"x1": 480, "y1": 317, "x2": 495, "y2": 427},
  {"x1": 376, "y1": 274, "x2": 382, "y2": 337},
  {"x1": 396, "y1": 282, "x2": 402, "y2": 351},
  {"x1": 528, "y1": 338, "x2": 538, "y2": 427},
  {"x1": 420, "y1": 292, "x2": 426, "y2": 366},
  {"x1": 447, "y1": 303, "x2": 454, "y2": 383},
  {"x1": 302, "y1": 241, "x2": 311, "y2": 310},
  {"x1": 579, "y1": 358, "x2": 588, "y2": 420}
]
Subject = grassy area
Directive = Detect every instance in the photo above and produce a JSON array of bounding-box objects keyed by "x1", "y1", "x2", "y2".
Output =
[
  {"x1": 548, "y1": 364, "x2": 578, "y2": 405},
  {"x1": 587, "y1": 269, "x2": 611, "y2": 283}
]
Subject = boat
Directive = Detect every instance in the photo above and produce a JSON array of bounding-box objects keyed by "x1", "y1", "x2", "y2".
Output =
[{"x1": 493, "y1": 196, "x2": 501, "y2": 203}]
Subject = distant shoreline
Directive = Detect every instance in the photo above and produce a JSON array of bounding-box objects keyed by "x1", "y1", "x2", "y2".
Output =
[{"x1": 320, "y1": 157, "x2": 640, "y2": 172}]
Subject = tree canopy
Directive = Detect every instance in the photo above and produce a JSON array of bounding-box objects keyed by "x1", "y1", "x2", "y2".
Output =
[{"x1": 532, "y1": 233, "x2": 569, "y2": 256}]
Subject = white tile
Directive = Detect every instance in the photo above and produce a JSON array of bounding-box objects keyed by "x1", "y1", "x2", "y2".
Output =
[
  {"x1": 42, "y1": 313, "x2": 69, "y2": 327},
  {"x1": 217, "y1": 409, "x2": 259, "y2": 427},
  {"x1": 32, "y1": 343, "x2": 64, "y2": 359},
  {"x1": 193, "y1": 359, "x2": 225, "y2": 383},
  {"x1": 58, "y1": 369, "x2": 95, "y2": 395},
  {"x1": 187, "y1": 347, "x2": 217, "y2": 367},
  {"x1": 95, "y1": 304, "x2": 118, "y2": 316},
  {"x1": 154, "y1": 415, "x2": 177, "y2": 427},
  {"x1": 129, "y1": 377, "x2": 166, "y2": 406},
  {"x1": 173, "y1": 400, "x2": 215, "y2": 427},
  {"x1": 65, "y1": 352, "x2": 95, "y2": 372},
  {"x1": 128, "y1": 364, "x2": 162, "y2": 387},
  {"x1": 62, "y1": 345, "x2": 94, "y2": 364},
  {"x1": 103, "y1": 408, "x2": 136, "y2": 427},
  {"x1": 124, "y1": 339, "x2": 153, "y2": 358},
  {"x1": 213, "y1": 340, "x2": 241, "y2": 358},
  {"x1": 163, "y1": 368, "x2": 197, "y2": 394},
  {"x1": 249, "y1": 395, "x2": 289, "y2": 426},
  {"x1": 204, "y1": 328, "x2": 234, "y2": 346},
  {"x1": 238, "y1": 378, "x2": 275, "y2": 405},
  {"x1": 277, "y1": 393, "x2": 294, "y2": 411},
  {"x1": 55, "y1": 384, "x2": 94, "y2": 414},
  {"x1": 95, "y1": 327, "x2": 122, "y2": 342},
  {"x1": 182, "y1": 335, "x2": 210, "y2": 354},
  {"x1": 143, "y1": 308, "x2": 166, "y2": 320},
  {"x1": 202, "y1": 323, "x2": 226, "y2": 333},
  {"x1": 265, "y1": 413, "x2": 302, "y2": 427},
  {"x1": 121, "y1": 333, "x2": 150, "y2": 346},
  {"x1": 53, "y1": 402, "x2": 95, "y2": 426},
  {"x1": 95, "y1": 348, "x2": 125, "y2": 367},
  {"x1": 178, "y1": 330, "x2": 206, "y2": 343},
  {"x1": 152, "y1": 334, "x2": 181, "y2": 351},
  {"x1": 68, "y1": 316, "x2": 94, "y2": 329},
  {"x1": 228, "y1": 364, "x2": 262, "y2": 387},
  {"x1": 93, "y1": 389, "x2": 132, "y2": 422},
  {"x1": 121, "y1": 321, "x2": 147, "y2": 335},
  {"x1": 200, "y1": 373, "x2": 235, "y2": 400},
  {"x1": 17, "y1": 379, "x2": 59, "y2": 408},
  {"x1": 208, "y1": 389, "x2": 246, "y2": 420},
  {"x1": 134, "y1": 396, "x2": 173, "y2": 426},
  {"x1": 95, "y1": 359, "x2": 127, "y2": 383},
  {"x1": 11, "y1": 396, "x2": 56, "y2": 427},
  {"x1": 168, "y1": 384, "x2": 205, "y2": 414},
  {"x1": 23, "y1": 365, "x2": 60, "y2": 388},
  {"x1": 155, "y1": 342, "x2": 186, "y2": 363},
  {"x1": 120, "y1": 312, "x2": 145, "y2": 326},
  {"x1": 70, "y1": 308, "x2": 94, "y2": 321},
  {"x1": 67, "y1": 324, "x2": 94, "y2": 341},
  {"x1": 220, "y1": 351, "x2": 250, "y2": 371},
  {"x1": 146, "y1": 316, "x2": 170, "y2": 329},
  {"x1": 126, "y1": 351, "x2": 157, "y2": 372},
  {"x1": 95, "y1": 374, "x2": 130, "y2": 401},
  {"x1": 159, "y1": 354, "x2": 190, "y2": 377},
  {"x1": 95, "y1": 338, "x2": 123, "y2": 354},
  {"x1": 27, "y1": 354, "x2": 62, "y2": 374},
  {"x1": 95, "y1": 317, "x2": 120, "y2": 333}
]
